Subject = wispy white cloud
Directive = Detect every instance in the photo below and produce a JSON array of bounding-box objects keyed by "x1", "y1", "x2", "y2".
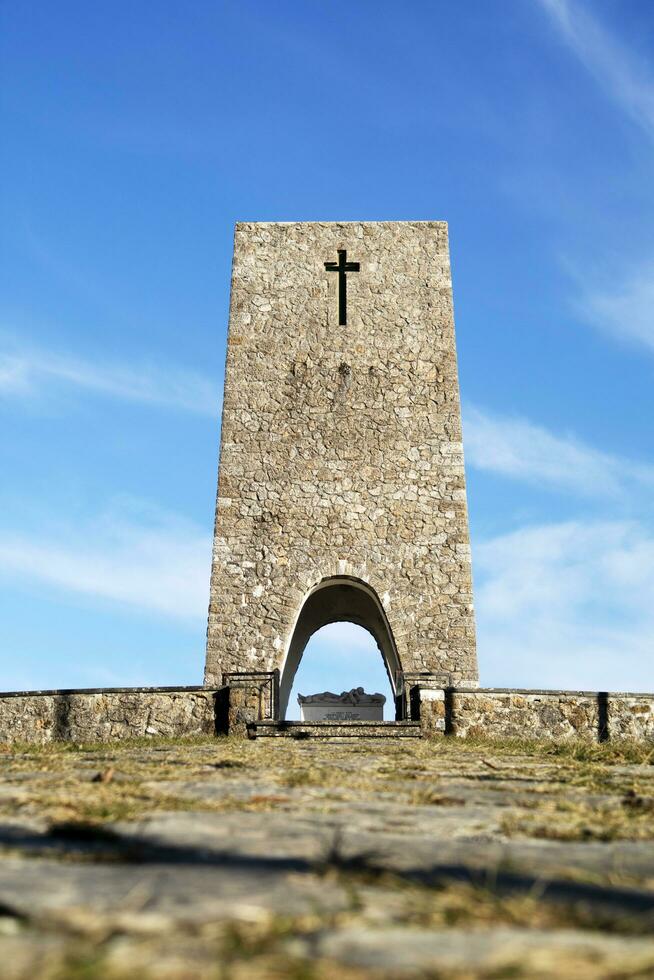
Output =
[
  {"x1": 537, "y1": 0, "x2": 654, "y2": 140},
  {"x1": 0, "y1": 502, "x2": 211, "y2": 620},
  {"x1": 309, "y1": 621, "x2": 381, "y2": 657},
  {"x1": 537, "y1": 3, "x2": 654, "y2": 355},
  {"x1": 574, "y1": 258, "x2": 654, "y2": 353},
  {"x1": 475, "y1": 518, "x2": 654, "y2": 691},
  {"x1": 463, "y1": 404, "x2": 654, "y2": 498},
  {"x1": 0, "y1": 341, "x2": 220, "y2": 415}
]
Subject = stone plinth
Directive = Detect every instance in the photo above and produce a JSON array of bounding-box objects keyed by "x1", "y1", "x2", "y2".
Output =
[{"x1": 298, "y1": 687, "x2": 385, "y2": 722}]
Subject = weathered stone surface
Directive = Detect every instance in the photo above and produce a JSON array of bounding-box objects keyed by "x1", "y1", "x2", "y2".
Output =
[
  {"x1": 0, "y1": 688, "x2": 215, "y2": 744},
  {"x1": 0, "y1": 687, "x2": 653, "y2": 743},
  {"x1": 299, "y1": 687, "x2": 385, "y2": 705},
  {"x1": 1, "y1": 738, "x2": 654, "y2": 978},
  {"x1": 299, "y1": 687, "x2": 386, "y2": 721},
  {"x1": 449, "y1": 690, "x2": 601, "y2": 740},
  {"x1": 205, "y1": 221, "x2": 479, "y2": 696},
  {"x1": 610, "y1": 695, "x2": 654, "y2": 740},
  {"x1": 252, "y1": 720, "x2": 421, "y2": 738},
  {"x1": 220, "y1": 671, "x2": 278, "y2": 735},
  {"x1": 310, "y1": 926, "x2": 654, "y2": 977},
  {"x1": 417, "y1": 688, "x2": 446, "y2": 735}
]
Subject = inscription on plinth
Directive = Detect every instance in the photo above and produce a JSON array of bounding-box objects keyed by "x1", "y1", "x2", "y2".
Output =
[{"x1": 298, "y1": 688, "x2": 385, "y2": 722}]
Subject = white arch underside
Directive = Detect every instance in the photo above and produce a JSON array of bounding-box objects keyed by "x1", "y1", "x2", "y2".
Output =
[{"x1": 277, "y1": 576, "x2": 402, "y2": 720}]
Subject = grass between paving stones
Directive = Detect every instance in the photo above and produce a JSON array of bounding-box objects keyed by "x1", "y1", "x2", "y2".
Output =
[
  {"x1": 8, "y1": 929, "x2": 376, "y2": 980},
  {"x1": 0, "y1": 780, "x2": 296, "y2": 826},
  {"x1": 0, "y1": 734, "x2": 652, "y2": 835},
  {"x1": 334, "y1": 872, "x2": 654, "y2": 936},
  {"x1": 501, "y1": 796, "x2": 654, "y2": 842},
  {"x1": 2, "y1": 737, "x2": 654, "y2": 977},
  {"x1": 6, "y1": 875, "x2": 654, "y2": 980},
  {"x1": 27, "y1": 942, "x2": 654, "y2": 980},
  {"x1": 3, "y1": 732, "x2": 651, "y2": 767},
  {"x1": 3, "y1": 862, "x2": 654, "y2": 980}
]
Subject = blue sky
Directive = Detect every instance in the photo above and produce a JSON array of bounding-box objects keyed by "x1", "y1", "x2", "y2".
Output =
[{"x1": 1, "y1": 0, "x2": 653, "y2": 711}]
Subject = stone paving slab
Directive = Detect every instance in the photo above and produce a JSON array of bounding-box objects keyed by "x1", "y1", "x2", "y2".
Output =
[
  {"x1": 308, "y1": 926, "x2": 654, "y2": 976},
  {"x1": 0, "y1": 856, "x2": 350, "y2": 924},
  {"x1": 0, "y1": 736, "x2": 653, "y2": 977}
]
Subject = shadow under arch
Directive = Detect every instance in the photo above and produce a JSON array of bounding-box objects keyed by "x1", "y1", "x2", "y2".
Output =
[{"x1": 278, "y1": 576, "x2": 403, "y2": 720}]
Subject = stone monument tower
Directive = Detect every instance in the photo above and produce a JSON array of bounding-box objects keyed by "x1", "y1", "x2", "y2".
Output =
[{"x1": 205, "y1": 221, "x2": 478, "y2": 719}]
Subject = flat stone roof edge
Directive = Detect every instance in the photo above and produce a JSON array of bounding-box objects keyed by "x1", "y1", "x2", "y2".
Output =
[
  {"x1": 453, "y1": 688, "x2": 654, "y2": 698},
  {"x1": 0, "y1": 686, "x2": 216, "y2": 698},
  {"x1": 0, "y1": 685, "x2": 651, "y2": 699},
  {"x1": 234, "y1": 220, "x2": 448, "y2": 226}
]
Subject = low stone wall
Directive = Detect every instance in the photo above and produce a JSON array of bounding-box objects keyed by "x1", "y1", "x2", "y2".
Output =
[
  {"x1": 610, "y1": 694, "x2": 654, "y2": 741},
  {"x1": 450, "y1": 690, "x2": 601, "y2": 740},
  {"x1": 0, "y1": 687, "x2": 217, "y2": 744},
  {"x1": 0, "y1": 684, "x2": 652, "y2": 744},
  {"x1": 417, "y1": 688, "x2": 654, "y2": 742}
]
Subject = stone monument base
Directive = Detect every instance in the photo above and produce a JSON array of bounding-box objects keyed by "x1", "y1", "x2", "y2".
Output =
[{"x1": 298, "y1": 687, "x2": 385, "y2": 722}]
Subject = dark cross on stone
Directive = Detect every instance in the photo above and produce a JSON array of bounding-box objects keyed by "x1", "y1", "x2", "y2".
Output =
[{"x1": 324, "y1": 249, "x2": 360, "y2": 326}]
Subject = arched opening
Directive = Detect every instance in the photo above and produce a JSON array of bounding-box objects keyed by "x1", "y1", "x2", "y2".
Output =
[
  {"x1": 285, "y1": 622, "x2": 394, "y2": 720},
  {"x1": 278, "y1": 576, "x2": 402, "y2": 720}
]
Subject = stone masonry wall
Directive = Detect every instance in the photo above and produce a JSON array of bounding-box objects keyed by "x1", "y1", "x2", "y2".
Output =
[
  {"x1": 610, "y1": 695, "x2": 654, "y2": 741},
  {"x1": 0, "y1": 686, "x2": 652, "y2": 743},
  {"x1": 449, "y1": 690, "x2": 600, "y2": 740},
  {"x1": 417, "y1": 688, "x2": 654, "y2": 742},
  {"x1": 0, "y1": 688, "x2": 216, "y2": 745},
  {"x1": 206, "y1": 221, "x2": 478, "y2": 688}
]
